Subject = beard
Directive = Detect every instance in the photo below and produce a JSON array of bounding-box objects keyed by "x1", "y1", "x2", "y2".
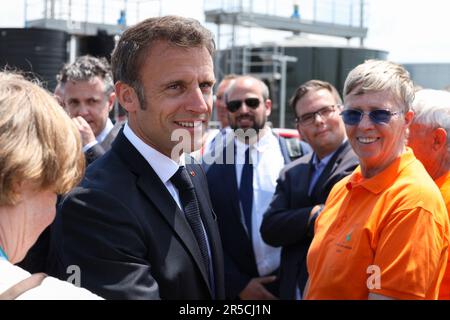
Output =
[{"x1": 230, "y1": 114, "x2": 266, "y2": 134}]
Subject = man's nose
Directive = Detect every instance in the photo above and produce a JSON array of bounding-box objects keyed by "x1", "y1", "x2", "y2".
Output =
[{"x1": 186, "y1": 88, "x2": 210, "y2": 113}]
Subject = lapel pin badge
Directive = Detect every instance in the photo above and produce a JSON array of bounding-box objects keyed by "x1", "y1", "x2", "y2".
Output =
[{"x1": 190, "y1": 170, "x2": 196, "y2": 177}]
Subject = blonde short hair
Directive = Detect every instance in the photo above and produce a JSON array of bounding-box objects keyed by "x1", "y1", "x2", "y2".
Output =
[
  {"x1": 0, "y1": 72, "x2": 85, "y2": 205},
  {"x1": 343, "y1": 60, "x2": 415, "y2": 113}
]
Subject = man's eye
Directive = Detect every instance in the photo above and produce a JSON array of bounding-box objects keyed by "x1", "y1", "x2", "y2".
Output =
[
  {"x1": 168, "y1": 84, "x2": 181, "y2": 90},
  {"x1": 200, "y1": 83, "x2": 213, "y2": 89}
]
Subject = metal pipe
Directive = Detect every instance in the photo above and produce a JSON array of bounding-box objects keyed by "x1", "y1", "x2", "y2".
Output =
[{"x1": 360, "y1": 0, "x2": 364, "y2": 46}]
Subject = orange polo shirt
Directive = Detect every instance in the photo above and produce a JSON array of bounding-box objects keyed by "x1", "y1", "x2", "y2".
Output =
[
  {"x1": 437, "y1": 171, "x2": 450, "y2": 299},
  {"x1": 306, "y1": 149, "x2": 449, "y2": 300}
]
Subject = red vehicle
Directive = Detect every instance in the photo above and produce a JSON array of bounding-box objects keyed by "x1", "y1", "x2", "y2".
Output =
[{"x1": 272, "y1": 128, "x2": 301, "y2": 140}]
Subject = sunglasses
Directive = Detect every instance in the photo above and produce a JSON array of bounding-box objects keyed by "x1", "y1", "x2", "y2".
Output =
[
  {"x1": 226, "y1": 98, "x2": 261, "y2": 113},
  {"x1": 340, "y1": 109, "x2": 401, "y2": 125}
]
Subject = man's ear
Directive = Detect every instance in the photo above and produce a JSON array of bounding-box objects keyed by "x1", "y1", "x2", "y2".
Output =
[
  {"x1": 264, "y1": 99, "x2": 272, "y2": 117},
  {"x1": 404, "y1": 110, "x2": 415, "y2": 127},
  {"x1": 432, "y1": 127, "x2": 448, "y2": 152},
  {"x1": 107, "y1": 91, "x2": 116, "y2": 112},
  {"x1": 115, "y1": 82, "x2": 139, "y2": 113}
]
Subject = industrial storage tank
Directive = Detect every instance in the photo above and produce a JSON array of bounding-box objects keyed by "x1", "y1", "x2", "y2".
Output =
[
  {"x1": 216, "y1": 42, "x2": 388, "y2": 128},
  {"x1": 0, "y1": 28, "x2": 68, "y2": 90}
]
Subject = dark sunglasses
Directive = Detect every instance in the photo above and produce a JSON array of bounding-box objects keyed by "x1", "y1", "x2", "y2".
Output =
[
  {"x1": 340, "y1": 109, "x2": 401, "y2": 125},
  {"x1": 226, "y1": 98, "x2": 261, "y2": 113}
]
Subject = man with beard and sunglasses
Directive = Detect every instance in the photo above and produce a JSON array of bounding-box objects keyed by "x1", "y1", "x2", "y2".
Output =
[
  {"x1": 203, "y1": 75, "x2": 310, "y2": 299},
  {"x1": 304, "y1": 60, "x2": 449, "y2": 300}
]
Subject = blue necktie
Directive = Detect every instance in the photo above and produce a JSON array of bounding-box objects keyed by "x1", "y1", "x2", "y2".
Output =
[
  {"x1": 239, "y1": 147, "x2": 253, "y2": 236},
  {"x1": 171, "y1": 167, "x2": 212, "y2": 286}
]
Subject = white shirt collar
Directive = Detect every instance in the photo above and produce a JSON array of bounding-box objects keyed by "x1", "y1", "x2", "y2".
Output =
[
  {"x1": 123, "y1": 123, "x2": 185, "y2": 184},
  {"x1": 234, "y1": 127, "x2": 278, "y2": 155},
  {"x1": 96, "y1": 118, "x2": 114, "y2": 144}
]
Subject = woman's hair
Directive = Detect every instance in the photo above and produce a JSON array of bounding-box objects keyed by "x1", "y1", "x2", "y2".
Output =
[
  {"x1": 343, "y1": 59, "x2": 415, "y2": 112},
  {"x1": 0, "y1": 72, "x2": 85, "y2": 205}
]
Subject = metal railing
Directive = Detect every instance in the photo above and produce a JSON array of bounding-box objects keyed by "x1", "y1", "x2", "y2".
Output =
[{"x1": 24, "y1": 0, "x2": 161, "y2": 27}]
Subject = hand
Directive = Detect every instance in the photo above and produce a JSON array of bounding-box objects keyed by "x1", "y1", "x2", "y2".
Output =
[
  {"x1": 308, "y1": 204, "x2": 324, "y2": 225},
  {"x1": 72, "y1": 116, "x2": 96, "y2": 146},
  {"x1": 238, "y1": 275, "x2": 278, "y2": 300}
]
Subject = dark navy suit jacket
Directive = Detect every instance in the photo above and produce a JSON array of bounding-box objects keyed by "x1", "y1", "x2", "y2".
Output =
[{"x1": 49, "y1": 130, "x2": 225, "y2": 300}]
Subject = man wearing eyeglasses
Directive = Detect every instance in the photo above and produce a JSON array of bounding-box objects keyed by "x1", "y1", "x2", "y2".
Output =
[
  {"x1": 305, "y1": 60, "x2": 449, "y2": 300},
  {"x1": 261, "y1": 80, "x2": 359, "y2": 299},
  {"x1": 204, "y1": 75, "x2": 310, "y2": 299}
]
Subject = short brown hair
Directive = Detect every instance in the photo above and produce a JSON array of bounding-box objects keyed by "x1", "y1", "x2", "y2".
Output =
[
  {"x1": 289, "y1": 80, "x2": 342, "y2": 116},
  {"x1": 111, "y1": 15, "x2": 215, "y2": 107},
  {"x1": 0, "y1": 72, "x2": 85, "y2": 205}
]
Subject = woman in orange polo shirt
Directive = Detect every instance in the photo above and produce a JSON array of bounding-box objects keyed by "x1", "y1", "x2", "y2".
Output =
[{"x1": 305, "y1": 60, "x2": 449, "y2": 300}]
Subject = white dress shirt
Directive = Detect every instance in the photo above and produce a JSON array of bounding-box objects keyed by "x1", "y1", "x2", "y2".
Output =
[
  {"x1": 123, "y1": 123, "x2": 184, "y2": 209},
  {"x1": 235, "y1": 130, "x2": 284, "y2": 276}
]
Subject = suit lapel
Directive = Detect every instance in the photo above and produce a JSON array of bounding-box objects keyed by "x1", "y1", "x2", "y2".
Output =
[
  {"x1": 113, "y1": 132, "x2": 212, "y2": 294},
  {"x1": 311, "y1": 141, "x2": 350, "y2": 196},
  {"x1": 100, "y1": 121, "x2": 124, "y2": 150},
  {"x1": 212, "y1": 139, "x2": 242, "y2": 230},
  {"x1": 302, "y1": 153, "x2": 315, "y2": 195}
]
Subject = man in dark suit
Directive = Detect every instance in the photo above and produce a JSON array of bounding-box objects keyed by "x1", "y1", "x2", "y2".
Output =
[
  {"x1": 49, "y1": 16, "x2": 224, "y2": 300},
  {"x1": 260, "y1": 80, "x2": 359, "y2": 299},
  {"x1": 203, "y1": 75, "x2": 311, "y2": 300},
  {"x1": 58, "y1": 55, "x2": 122, "y2": 164}
]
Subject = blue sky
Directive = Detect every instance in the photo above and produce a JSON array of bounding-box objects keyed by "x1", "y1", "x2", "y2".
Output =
[{"x1": 1, "y1": 0, "x2": 448, "y2": 63}]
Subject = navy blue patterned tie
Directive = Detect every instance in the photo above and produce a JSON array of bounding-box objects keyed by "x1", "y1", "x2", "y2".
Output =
[
  {"x1": 239, "y1": 147, "x2": 253, "y2": 236},
  {"x1": 171, "y1": 167, "x2": 211, "y2": 285}
]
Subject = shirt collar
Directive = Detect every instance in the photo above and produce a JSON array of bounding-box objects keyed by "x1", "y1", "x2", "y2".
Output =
[
  {"x1": 312, "y1": 138, "x2": 348, "y2": 168},
  {"x1": 96, "y1": 118, "x2": 114, "y2": 143},
  {"x1": 123, "y1": 123, "x2": 185, "y2": 184},
  {"x1": 311, "y1": 150, "x2": 336, "y2": 170},
  {"x1": 346, "y1": 148, "x2": 416, "y2": 194},
  {"x1": 234, "y1": 127, "x2": 278, "y2": 154}
]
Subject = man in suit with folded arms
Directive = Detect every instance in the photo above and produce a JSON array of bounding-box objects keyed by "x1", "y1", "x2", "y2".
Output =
[
  {"x1": 49, "y1": 16, "x2": 224, "y2": 300},
  {"x1": 261, "y1": 80, "x2": 359, "y2": 299}
]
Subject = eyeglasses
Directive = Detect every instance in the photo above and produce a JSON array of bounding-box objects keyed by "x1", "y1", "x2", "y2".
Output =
[
  {"x1": 295, "y1": 105, "x2": 338, "y2": 126},
  {"x1": 340, "y1": 109, "x2": 401, "y2": 125},
  {"x1": 226, "y1": 98, "x2": 261, "y2": 113}
]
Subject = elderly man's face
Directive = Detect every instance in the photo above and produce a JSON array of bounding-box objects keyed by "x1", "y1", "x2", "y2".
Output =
[
  {"x1": 344, "y1": 88, "x2": 414, "y2": 177},
  {"x1": 408, "y1": 123, "x2": 448, "y2": 178}
]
